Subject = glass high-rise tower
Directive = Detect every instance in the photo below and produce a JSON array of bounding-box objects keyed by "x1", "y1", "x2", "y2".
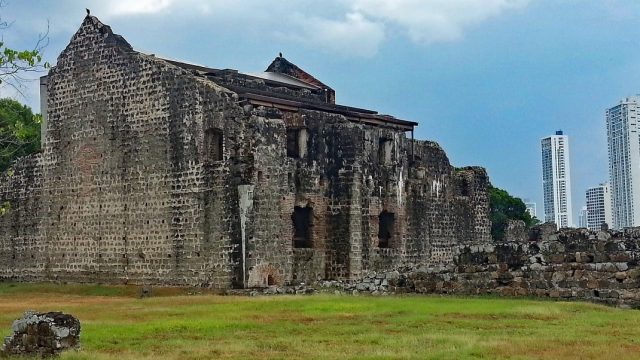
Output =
[
  {"x1": 607, "y1": 97, "x2": 640, "y2": 229},
  {"x1": 541, "y1": 131, "x2": 573, "y2": 228}
]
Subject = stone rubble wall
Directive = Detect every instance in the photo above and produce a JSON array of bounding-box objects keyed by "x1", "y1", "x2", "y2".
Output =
[{"x1": 330, "y1": 224, "x2": 640, "y2": 308}]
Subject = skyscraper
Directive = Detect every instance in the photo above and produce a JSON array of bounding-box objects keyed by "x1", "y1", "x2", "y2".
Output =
[
  {"x1": 578, "y1": 206, "x2": 588, "y2": 228},
  {"x1": 607, "y1": 97, "x2": 640, "y2": 229},
  {"x1": 541, "y1": 130, "x2": 573, "y2": 228},
  {"x1": 585, "y1": 182, "x2": 613, "y2": 231}
]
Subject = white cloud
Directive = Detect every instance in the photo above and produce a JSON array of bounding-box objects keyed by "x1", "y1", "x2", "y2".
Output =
[
  {"x1": 107, "y1": 0, "x2": 174, "y2": 16},
  {"x1": 95, "y1": 0, "x2": 530, "y2": 56},
  {"x1": 101, "y1": 0, "x2": 248, "y2": 17},
  {"x1": 291, "y1": 12, "x2": 385, "y2": 57},
  {"x1": 350, "y1": 0, "x2": 530, "y2": 44}
]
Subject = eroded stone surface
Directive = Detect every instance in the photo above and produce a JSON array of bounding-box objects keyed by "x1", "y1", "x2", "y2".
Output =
[{"x1": 2, "y1": 311, "x2": 81, "y2": 357}]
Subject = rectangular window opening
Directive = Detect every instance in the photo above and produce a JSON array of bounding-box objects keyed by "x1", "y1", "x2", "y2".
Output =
[
  {"x1": 292, "y1": 206, "x2": 313, "y2": 248},
  {"x1": 378, "y1": 211, "x2": 395, "y2": 248},
  {"x1": 287, "y1": 128, "x2": 309, "y2": 158},
  {"x1": 205, "y1": 128, "x2": 223, "y2": 161},
  {"x1": 287, "y1": 129, "x2": 300, "y2": 158},
  {"x1": 379, "y1": 138, "x2": 393, "y2": 165}
]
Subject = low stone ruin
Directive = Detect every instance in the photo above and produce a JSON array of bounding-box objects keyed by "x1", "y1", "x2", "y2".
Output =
[
  {"x1": 311, "y1": 224, "x2": 640, "y2": 308},
  {"x1": 1, "y1": 311, "x2": 81, "y2": 357}
]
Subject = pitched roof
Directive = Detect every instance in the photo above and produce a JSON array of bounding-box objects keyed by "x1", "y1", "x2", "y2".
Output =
[
  {"x1": 164, "y1": 58, "x2": 417, "y2": 130},
  {"x1": 265, "y1": 56, "x2": 332, "y2": 91}
]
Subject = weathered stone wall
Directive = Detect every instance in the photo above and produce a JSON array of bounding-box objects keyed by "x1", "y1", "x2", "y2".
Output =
[
  {"x1": 444, "y1": 225, "x2": 640, "y2": 307},
  {"x1": 253, "y1": 109, "x2": 491, "y2": 284},
  {"x1": 0, "y1": 16, "x2": 253, "y2": 287},
  {"x1": 340, "y1": 223, "x2": 640, "y2": 308},
  {"x1": 0, "y1": 15, "x2": 490, "y2": 288},
  {"x1": 0, "y1": 154, "x2": 44, "y2": 281}
]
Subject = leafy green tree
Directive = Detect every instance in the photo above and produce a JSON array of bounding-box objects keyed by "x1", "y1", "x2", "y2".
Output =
[
  {"x1": 0, "y1": 2, "x2": 49, "y2": 92},
  {"x1": 0, "y1": 98, "x2": 41, "y2": 172},
  {"x1": 0, "y1": 43, "x2": 48, "y2": 89},
  {"x1": 0, "y1": 4, "x2": 48, "y2": 173},
  {"x1": 488, "y1": 185, "x2": 539, "y2": 240}
]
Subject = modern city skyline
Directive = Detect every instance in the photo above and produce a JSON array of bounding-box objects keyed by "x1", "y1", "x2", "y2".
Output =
[
  {"x1": 585, "y1": 182, "x2": 613, "y2": 231},
  {"x1": 606, "y1": 97, "x2": 640, "y2": 229},
  {"x1": 541, "y1": 131, "x2": 573, "y2": 229}
]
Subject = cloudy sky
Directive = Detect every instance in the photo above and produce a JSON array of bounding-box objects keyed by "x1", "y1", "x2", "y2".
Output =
[{"x1": 2, "y1": 0, "x2": 640, "y2": 223}]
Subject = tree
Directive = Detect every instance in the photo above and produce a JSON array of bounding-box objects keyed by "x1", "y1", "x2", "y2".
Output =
[
  {"x1": 0, "y1": 98, "x2": 41, "y2": 172},
  {"x1": 0, "y1": 3, "x2": 48, "y2": 172},
  {"x1": 0, "y1": 1, "x2": 49, "y2": 94},
  {"x1": 488, "y1": 185, "x2": 539, "y2": 240}
]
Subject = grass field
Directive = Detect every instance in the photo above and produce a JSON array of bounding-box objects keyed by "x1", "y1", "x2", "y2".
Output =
[{"x1": 0, "y1": 283, "x2": 639, "y2": 359}]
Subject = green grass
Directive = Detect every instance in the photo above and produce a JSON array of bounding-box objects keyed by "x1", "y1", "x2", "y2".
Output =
[{"x1": 0, "y1": 283, "x2": 638, "y2": 359}]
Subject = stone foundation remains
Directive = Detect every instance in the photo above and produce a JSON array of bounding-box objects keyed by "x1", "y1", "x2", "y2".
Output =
[
  {"x1": 2, "y1": 311, "x2": 81, "y2": 357},
  {"x1": 317, "y1": 224, "x2": 640, "y2": 308}
]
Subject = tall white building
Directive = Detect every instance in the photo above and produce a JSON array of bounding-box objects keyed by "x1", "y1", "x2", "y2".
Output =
[
  {"x1": 524, "y1": 201, "x2": 537, "y2": 219},
  {"x1": 578, "y1": 206, "x2": 588, "y2": 228},
  {"x1": 585, "y1": 182, "x2": 613, "y2": 231},
  {"x1": 541, "y1": 131, "x2": 573, "y2": 228},
  {"x1": 607, "y1": 96, "x2": 640, "y2": 229}
]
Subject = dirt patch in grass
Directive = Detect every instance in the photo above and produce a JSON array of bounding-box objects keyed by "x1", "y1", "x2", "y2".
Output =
[
  {"x1": 489, "y1": 338, "x2": 640, "y2": 360},
  {"x1": 439, "y1": 312, "x2": 562, "y2": 321}
]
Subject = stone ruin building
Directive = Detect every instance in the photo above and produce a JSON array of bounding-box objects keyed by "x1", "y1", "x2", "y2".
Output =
[
  {"x1": 2, "y1": 15, "x2": 640, "y2": 308},
  {"x1": 0, "y1": 15, "x2": 491, "y2": 289}
]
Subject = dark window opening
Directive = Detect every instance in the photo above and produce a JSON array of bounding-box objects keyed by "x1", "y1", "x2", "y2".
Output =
[
  {"x1": 205, "y1": 128, "x2": 223, "y2": 161},
  {"x1": 459, "y1": 178, "x2": 470, "y2": 196},
  {"x1": 287, "y1": 129, "x2": 299, "y2": 158},
  {"x1": 267, "y1": 274, "x2": 275, "y2": 286},
  {"x1": 287, "y1": 128, "x2": 308, "y2": 158},
  {"x1": 378, "y1": 211, "x2": 395, "y2": 248},
  {"x1": 292, "y1": 206, "x2": 313, "y2": 248},
  {"x1": 379, "y1": 138, "x2": 392, "y2": 165}
]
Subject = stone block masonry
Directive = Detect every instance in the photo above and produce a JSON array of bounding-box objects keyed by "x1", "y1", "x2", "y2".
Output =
[
  {"x1": 0, "y1": 15, "x2": 490, "y2": 288},
  {"x1": 336, "y1": 224, "x2": 640, "y2": 308},
  {"x1": 445, "y1": 225, "x2": 640, "y2": 307}
]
